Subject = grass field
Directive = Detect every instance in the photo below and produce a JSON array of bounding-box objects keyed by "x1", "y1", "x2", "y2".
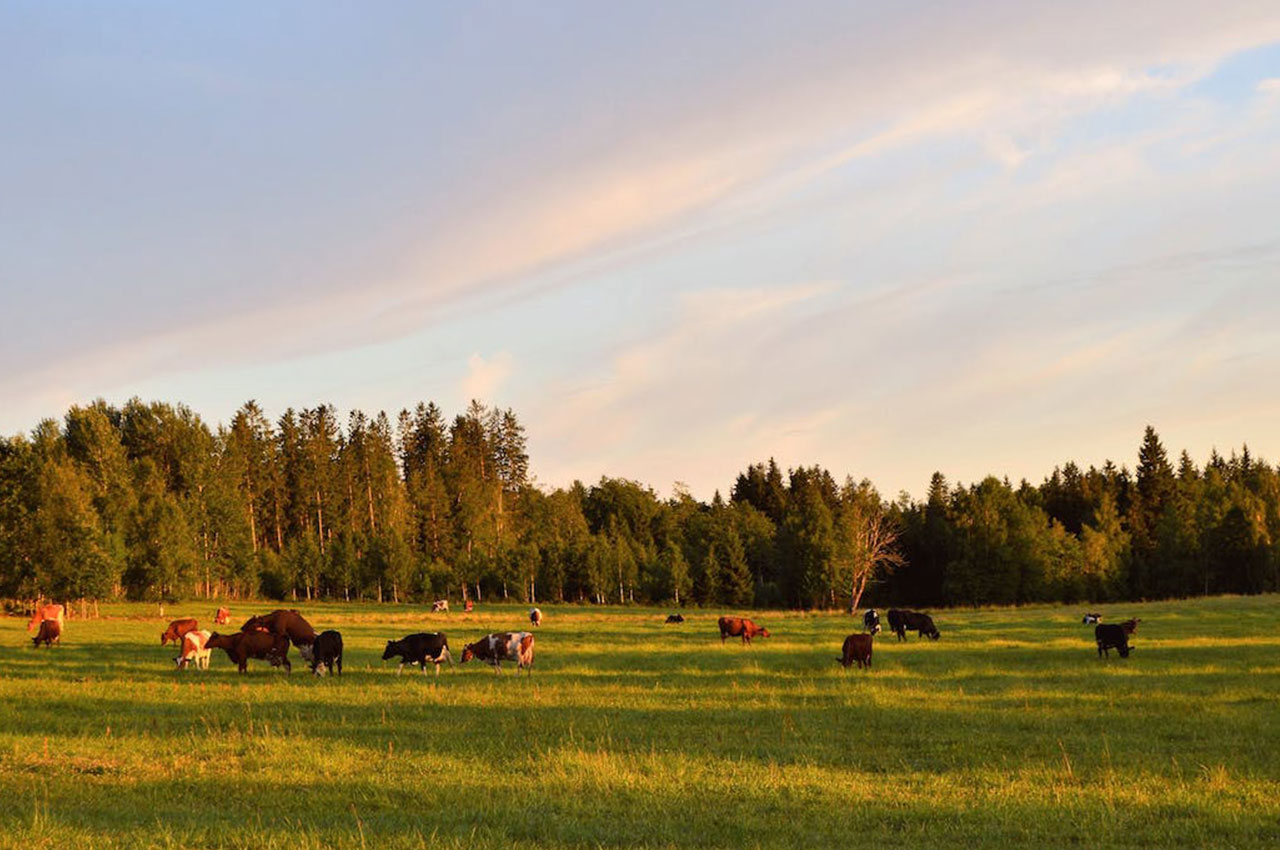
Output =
[{"x1": 2, "y1": 595, "x2": 1278, "y2": 849}]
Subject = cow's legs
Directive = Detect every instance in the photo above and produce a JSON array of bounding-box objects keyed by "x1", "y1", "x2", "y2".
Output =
[{"x1": 397, "y1": 662, "x2": 405, "y2": 675}]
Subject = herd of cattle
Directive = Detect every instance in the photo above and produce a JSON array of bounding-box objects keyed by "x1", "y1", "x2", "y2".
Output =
[{"x1": 22, "y1": 602, "x2": 1144, "y2": 672}]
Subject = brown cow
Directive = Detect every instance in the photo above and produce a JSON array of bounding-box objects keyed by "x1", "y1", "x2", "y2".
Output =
[
  {"x1": 213, "y1": 607, "x2": 231, "y2": 625},
  {"x1": 718, "y1": 616, "x2": 770, "y2": 644},
  {"x1": 33, "y1": 619, "x2": 61, "y2": 648},
  {"x1": 1120, "y1": 618, "x2": 1142, "y2": 635},
  {"x1": 241, "y1": 609, "x2": 317, "y2": 662},
  {"x1": 460, "y1": 631, "x2": 535, "y2": 675},
  {"x1": 206, "y1": 630, "x2": 292, "y2": 673},
  {"x1": 837, "y1": 633, "x2": 873, "y2": 669},
  {"x1": 26, "y1": 603, "x2": 65, "y2": 632},
  {"x1": 161, "y1": 618, "x2": 199, "y2": 646}
]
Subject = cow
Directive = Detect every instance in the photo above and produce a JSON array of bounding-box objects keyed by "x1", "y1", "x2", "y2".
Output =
[
  {"x1": 26, "y1": 603, "x2": 65, "y2": 632},
  {"x1": 33, "y1": 619, "x2": 61, "y2": 648},
  {"x1": 382, "y1": 633, "x2": 453, "y2": 676},
  {"x1": 863, "y1": 609, "x2": 882, "y2": 635},
  {"x1": 206, "y1": 630, "x2": 292, "y2": 673},
  {"x1": 464, "y1": 599, "x2": 474, "y2": 613},
  {"x1": 241, "y1": 609, "x2": 317, "y2": 662},
  {"x1": 1082, "y1": 613, "x2": 1102, "y2": 625},
  {"x1": 665, "y1": 613, "x2": 685, "y2": 624},
  {"x1": 431, "y1": 599, "x2": 449, "y2": 613},
  {"x1": 175, "y1": 629, "x2": 212, "y2": 670},
  {"x1": 529, "y1": 607, "x2": 543, "y2": 627},
  {"x1": 1120, "y1": 618, "x2": 1141, "y2": 635},
  {"x1": 838, "y1": 633, "x2": 874, "y2": 669},
  {"x1": 887, "y1": 609, "x2": 940, "y2": 641},
  {"x1": 460, "y1": 632, "x2": 535, "y2": 675},
  {"x1": 161, "y1": 618, "x2": 199, "y2": 646},
  {"x1": 1095, "y1": 623, "x2": 1131, "y2": 658},
  {"x1": 718, "y1": 616, "x2": 770, "y2": 645},
  {"x1": 214, "y1": 607, "x2": 231, "y2": 625},
  {"x1": 310, "y1": 630, "x2": 343, "y2": 676}
]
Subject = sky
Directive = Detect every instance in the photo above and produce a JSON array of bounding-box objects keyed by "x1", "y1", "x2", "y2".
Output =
[{"x1": 2, "y1": 1, "x2": 1279, "y2": 499}]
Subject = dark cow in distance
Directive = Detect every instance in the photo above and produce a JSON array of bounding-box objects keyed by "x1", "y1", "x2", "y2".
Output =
[
  {"x1": 863, "y1": 609, "x2": 881, "y2": 635},
  {"x1": 382, "y1": 633, "x2": 453, "y2": 675},
  {"x1": 242, "y1": 609, "x2": 317, "y2": 662},
  {"x1": 33, "y1": 619, "x2": 61, "y2": 648},
  {"x1": 1095, "y1": 623, "x2": 1131, "y2": 658},
  {"x1": 718, "y1": 616, "x2": 770, "y2": 644},
  {"x1": 887, "y1": 609, "x2": 940, "y2": 641},
  {"x1": 1081, "y1": 613, "x2": 1102, "y2": 625},
  {"x1": 161, "y1": 618, "x2": 199, "y2": 646},
  {"x1": 207, "y1": 630, "x2": 292, "y2": 673},
  {"x1": 838, "y1": 633, "x2": 873, "y2": 669},
  {"x1": 529, "y1": 607, "x2": 543, "y2": 627},
  {"x1": 310, "y1": 630, "x2": 343, "y2": 676},
  {"x1": 665, "y1": 613, "x2": 685, "y2": 624},
  {"x1": 461, "y1": 632, "x2": 535, "y2": 675}
]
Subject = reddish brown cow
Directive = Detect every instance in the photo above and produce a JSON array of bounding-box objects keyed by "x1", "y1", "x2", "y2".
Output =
[
  {"x1": 161, "y1": 618, "x2": 199, "y2": 646},
  {"x1": 241, "y1": 609, "x2": 318, "y2": 662},
  {"x1": 837, "y1": 633, "x2": 873, "y2": 669},
  {"x1": 214, "y1": 607, "x2": 231, "y2": 625},
  {"x1": 1120, "y1": 618, "x2": 1141, "y2": 635},
  {"x1": 206, "y1": 630, "x2": 292, "y2": 673},
  {"x1": 718, "y1": 616, "x2": 771, "y2": 645},
  {"x1": 33, "y1": 619, "x2": 62, "y2": 648},
  {"x1": 26, "y1": 603, "x2": 65, "y2": 632}
]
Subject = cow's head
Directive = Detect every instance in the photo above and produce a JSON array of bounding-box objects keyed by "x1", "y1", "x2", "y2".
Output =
[
  {"x1": 757, "y1": 627, "x2": 772, "y2": 639},
  {"x1": 927, "y1": 628, "x2": 940, "y2": 640},
  {"x1": 460, "y1": 644, "x2": 476, "y2": 664},
  {"x1": 381, "y1": 640, "x2": 399, "y2": 661},
  {"x1": 1117, "y1": 643, "x2": 1131, "y2": 658}
]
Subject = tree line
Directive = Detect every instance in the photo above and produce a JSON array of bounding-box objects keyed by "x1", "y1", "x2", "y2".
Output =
[{"x1": 1, "y1": 399, "x2": 1276, "y2": 608}]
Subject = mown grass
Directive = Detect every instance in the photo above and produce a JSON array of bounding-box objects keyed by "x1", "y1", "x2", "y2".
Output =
[{"x1": 1, "y1": 595, "x2": 1278, "y2": 849}]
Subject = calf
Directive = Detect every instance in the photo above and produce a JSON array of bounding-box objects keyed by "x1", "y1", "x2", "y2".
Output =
[
  {"x1": 1095, "y1": 623, "x2": 1131, "y2": 658},
  {"x1": 718, "y1": 616, "x2": 770, "y2": 644},
  {"x1": 838, "y1": 633, "x2": 873, "y2": 669},
  {"x1": 382, "y1": 632, "x2": 453, "y2": 676},
  {"x1": 175, "y1": 629, "x2": 212, "y2": 670},
  {"x1": 461, "y1": 632, "x2": 535, "y2": 675},
  {"x1": 310, "y1": 630, "x2": 343, "y2": 676},
  {"x1": 1120, "y1": 618, "x2": 1141, "y2": 635},
  {"x1": 214, "y1": 607, "x2": 231, "y2": 625},
  {"x1": 887, "y1": 609, "x2": 940, "y2": 641},
  {"x1": 206, "y1": 630, "x2": 292, "y2": 673},
  {"x1": 33, "y1": 619, "x2": 61, "y2": 648},
  {"x1": 161, "y1": 618, "x2": 199, "y2": 646},
  {"x1": 529, "y1": 607, "x2": 543, "y2": 627},
  {"x1": 665, "y1": 613, "x2": 685, "y2": 624},
  {"x1": 431, "y1": 599, "x2": 449, "y2": 613},
  {"x1": 1082, "y1": 613, "x2": 1102, "y2": 625},
  {"x1": 863, "y1": 609, "x2": 881, "y2": 635}
]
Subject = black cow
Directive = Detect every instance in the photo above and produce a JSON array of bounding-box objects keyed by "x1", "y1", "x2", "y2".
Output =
[
  {"x1": 887, "y1": 609, "x2": 940, "y2": 641},
  {"x1": 665, "y1": 613, "x2": 685, "y2": 624},
  {"x1": 310, "y1": 630, "x2": 343, "y2": 676},
  {"x1": 382, "y1": 632, "x2": 453, "y2": 676},
  {"x1": 1095, "y1": 623, "x2": 1131, "y2": 658},
  {"x1": 863, "y1": 609, "x2": 881, "y2": 635}
]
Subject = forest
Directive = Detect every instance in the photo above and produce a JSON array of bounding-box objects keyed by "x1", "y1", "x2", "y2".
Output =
[{"x1": 1, "y1": 398, "x2": 1277, "y2": 608}]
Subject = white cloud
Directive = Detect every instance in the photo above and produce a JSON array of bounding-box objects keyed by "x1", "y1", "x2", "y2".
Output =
[{"x1": 461, "y1": 352, "x2": 514, "y2": 403}]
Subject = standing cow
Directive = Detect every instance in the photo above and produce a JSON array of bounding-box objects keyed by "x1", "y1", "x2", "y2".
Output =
[
  {"x1": 837, "y1": 633, "x2": 873, "y2": 669},
  {"x1": 460, "y1": 632, "x2": 535, "y2": 675},
  {"x1": 863, "y1": 609, "x2": 881, "y2": 635},
  {"x1": 241, "y1": 609, "x2": 317, "y2": 662},
  {"x1": 207, "y1": 631, "x2": 292, "y2": 673},
  {"x1": 33, "y1": 619, "x2": 61, "y2": 648},
  {"x1": 214, "y1": 607, "x2": 231, "y2": 625},
  {"x1": 161, "y1": 618, "x2": 199, "y2": 646},
  {"x1": 887, "y1": 609, "x2": 940, "y2": 641},
  {"x1": 310, "y1": 630, "x2": 344, "y2": 676},
  {"x1": 27, "y1": 603, "x2": 65, "y2": 632},
  {"x1": 175, "y1": 630, "x2": 212, "y2": 670},
  {"x1": 1095, "y1": 623, "x2": 1132, "y2": 658},
  {"x1": 382, "y1": 633, "x2": 453, "y2": 675},
  {"x1": 718, "y1": 616, "x2": 770, "y2": 644},
  {"x1": 431, "y1": 599, "x2": 449, "y2": 613},
  {"x1": 529, "y1": 607, "x2": 543, "y2": 627}
]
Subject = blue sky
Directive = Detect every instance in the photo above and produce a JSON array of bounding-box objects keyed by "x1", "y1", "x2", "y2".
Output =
[{"x1": 2, "y1": 2, "x2": 1279, "y2": 498}]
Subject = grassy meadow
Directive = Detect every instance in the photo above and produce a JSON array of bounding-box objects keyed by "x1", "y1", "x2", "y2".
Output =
[{"x1": 1, "y1": 595, "x2": 1278, "y2": 849}]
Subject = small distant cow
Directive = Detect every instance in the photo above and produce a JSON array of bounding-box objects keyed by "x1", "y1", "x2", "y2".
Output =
[
  {"x1": 718, "y1": 616, "x2": 770, "y2": 645},
  {"x1": 665, "y1": 613, "x2": 685, "y2": 624},
  {"x1": 431, "y1": 599, "x2": 449, "y2": 613},
  {"x1": 33, "y1": 619, "x2": 61, "y2": 648},
  {"x1": 863, "y1": 609, "x2": 882, "y2": 635},
  {"x1": 175, "y1": 629, "x2": 212, "y2": 670},
  {"x1": 464, "y1": 599, "x2": 475, "y2": 613},
  {"x1": 1095, "y1": 623, "x2": 1131, "y2": 658},
  {"x1": 241, "y1": 609, "x2": 317, "y2": 662},
  {"x1": 838, "y1": 633, "x2": 873, "y2": 669},
  {"x1": 1120, "y1": 618, "x2": 1141, "y2": 635},
  {"x1": 887, "y1": 609, "x2": 940, "y2": 641},
  {"x1": 310, "y1": 630, "x2": 343, "y2": 676},
  {"x1": 207, "y1": 630, "x2": 292, "y2": 673},
  {"x1": 27, "y1": 603, "x2": 65, "y2": 632},
  {"x1": 1082, "y1": 613, "x2": 1102, "y2": 625},
  {"x1": 382, "y1": 632, "x2": 453, "y2": 676},
  {"x1": 529, "y1": 607, "x2": 543, "y2": 627},
  {"x1": 161, "y1": 618, "x2": 199, "y2": 646},
  {"x1": 461, "y1": 632, "x2": 535, "y2": 675},
  {"x1": 214, "y1": 607, "x2": 231, "y2": 625}
]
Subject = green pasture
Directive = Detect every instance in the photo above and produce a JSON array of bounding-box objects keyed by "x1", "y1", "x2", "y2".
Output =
[{"x1": 1, "y1": 596, "x2": 1278, "y2": 849}]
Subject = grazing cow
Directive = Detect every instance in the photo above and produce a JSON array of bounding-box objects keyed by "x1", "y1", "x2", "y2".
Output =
[
  {"x1": 214, "y1": 607, "x2": 231, "y2": 625},
  {"x1": 310, "y1": 630, "x2": 343, "y2": 676},
  {"x1": 175, "y1": 629, "x2": 212, "y2": 670},
  {"x1": 206, "y1": 630, "x2": 292, "y2": 673},
  {"x1": 1095, "y1": 623, "x2": 1131, "y2": 658},
  {"x1": 431, "y1": 599, "x2": 449, "y2": 613},
  {"x1": 529, "y1": 607, "x2": 543, "y2": 627},
  {"x1": 382, "y1": 633, "x2": 453, "y2": 676},
  {"x1": 1082, "y1": 613, "x2": 1102, "y2": 625},
  {"x1": 241, "y1": 609, "x2": 317, "y2": 662},
  {"x1": 887, "y1": 609, "x2": 940, "y2": 641},
  {"x1": 1120, "y1": 618, "x2": 1141, "y2": 635},
  {"x1": 460, "y1": 632, "x2": 535, "y2": 675},
  {"x1": 718, "y1": 616, "x2": 770, "y2": 645},
  {"x1": 838, "y1": 633, "x2": 874, "y2": 669},
  {"x1": 665, "y1": 613, "x2": 685, "y2": 624},
  {"x1": 161, "y1": 618, "x2": 199, "y2": 646},
  {"x1": 26, "y1": 603, "x2": 65, "y2": 632},
  {"x1": 33, "y1": 619, "x2": 61, "y2": 648},
  {"x1": 863, "y1": 609, "x2": 882, "y2": 635}
]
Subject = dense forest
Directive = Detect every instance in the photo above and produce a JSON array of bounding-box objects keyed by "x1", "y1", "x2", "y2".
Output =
[{"x1": 1, "y1": 398, "x2": 1277, "y2": 608}]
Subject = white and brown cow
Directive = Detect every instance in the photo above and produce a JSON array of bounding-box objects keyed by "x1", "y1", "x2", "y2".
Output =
[
  {"x1": 175, "y1": 629, "x2": 212, "y2": 670},
  {"x1": 460, "y1": 631, "x2": 535, "y2": 675}
]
